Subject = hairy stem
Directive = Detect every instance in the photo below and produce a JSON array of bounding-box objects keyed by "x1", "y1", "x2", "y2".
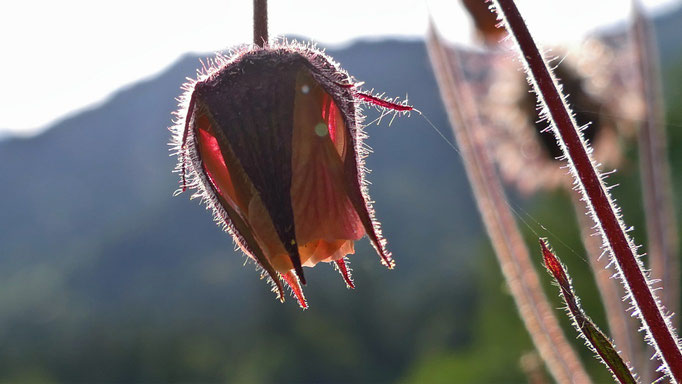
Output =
[
  {"x1": 491, "y1": 0, "x2": 682, "y2": 380},
  {"x1": 427, "y1": 27, "x2": 590, "y2": 384},
  {"x1": 253, "y1": 0, "x2": 268, "y2": 47},
  {"x1": 632, "y1": 0, "x2": 680, "y2": 328},
  {"x1": 569, "y1": 189, "x2": 643, "y2": 373}
]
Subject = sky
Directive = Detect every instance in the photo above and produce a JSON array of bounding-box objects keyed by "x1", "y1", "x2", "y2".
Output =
[{"x1": 0, "y1": 0, "x2": 679, "y2": 137}]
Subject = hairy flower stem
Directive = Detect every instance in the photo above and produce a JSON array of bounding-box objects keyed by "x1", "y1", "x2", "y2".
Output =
[
  {"x1": 491, "y1": 0, "x2": 682, "y2": 380},
  {"x1": 253, "y1": 0, "x2": 268, "y2": 47},
  {"x1": 569, "y1": 190, "x2": 644, "y2": 374},
  {"x1": 427, "y1": 27, "x2": 590, "y2": 384},
  {"x1": 632, "y1": 1, "x2": 680, "y2": 327}
]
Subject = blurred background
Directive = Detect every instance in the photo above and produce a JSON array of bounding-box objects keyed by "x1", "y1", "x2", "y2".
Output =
[{"x1": 1, "y1": 1, "x2": 681, "y2": 382}]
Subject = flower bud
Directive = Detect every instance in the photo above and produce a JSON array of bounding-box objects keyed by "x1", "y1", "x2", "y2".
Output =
[{"x1": 171, "y1": 41, "x2": 410, "y2": 308}]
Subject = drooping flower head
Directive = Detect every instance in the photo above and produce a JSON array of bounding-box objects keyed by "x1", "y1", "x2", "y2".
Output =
[
  {"x1": 453, "y1": 3, "x2": 642, "y2": 193},
  {"x1": 170, "y1": 40, "x2": 411, "y2": 308},
  {"x1": 477, "y1": 37, "x2": 641, "y2": 193}
]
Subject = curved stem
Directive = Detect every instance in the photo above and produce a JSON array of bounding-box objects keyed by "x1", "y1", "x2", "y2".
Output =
[
  {"x1": 427, "y1": 27, "x2": 590, "y2": 384},
  {"x1": 253, "y1": 0, "x2": 268, "y2": 47},
  {"x1": 491, "y1": 0, "x2": 682, "y2": 381}
]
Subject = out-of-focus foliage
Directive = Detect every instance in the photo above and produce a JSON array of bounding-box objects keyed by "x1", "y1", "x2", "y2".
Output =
[{"x1": 404, "y1": 50, "x2": 682, "y2": 384}]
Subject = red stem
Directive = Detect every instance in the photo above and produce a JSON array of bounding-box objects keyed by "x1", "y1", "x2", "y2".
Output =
[
  {"x1": 632, "y1": 0, "x2": 680, "y2": 325},
  {"x1": 253, "y1": 0, "x2": 268, "y2": 47},
  {"x1": 427, "y1": 27, "x2": 590, "y2": 384},
  {"x1": 492, "y1": 0, "x2": 682, "y2": 380},
  {"x1": 570, "y1": 190, "x2": 642, "y2": 370}
]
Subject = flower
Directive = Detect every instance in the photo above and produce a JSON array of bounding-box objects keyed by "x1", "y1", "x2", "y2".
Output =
[
  {"x1": 447, "y1": 3, "x2": 643, "y2": 194},
  {"x1": 476, "y1": 36, "x2": 642, "y2": 193},
  {"x1": 170, "y1": 41, "x2": 411, "y2": 308}
]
